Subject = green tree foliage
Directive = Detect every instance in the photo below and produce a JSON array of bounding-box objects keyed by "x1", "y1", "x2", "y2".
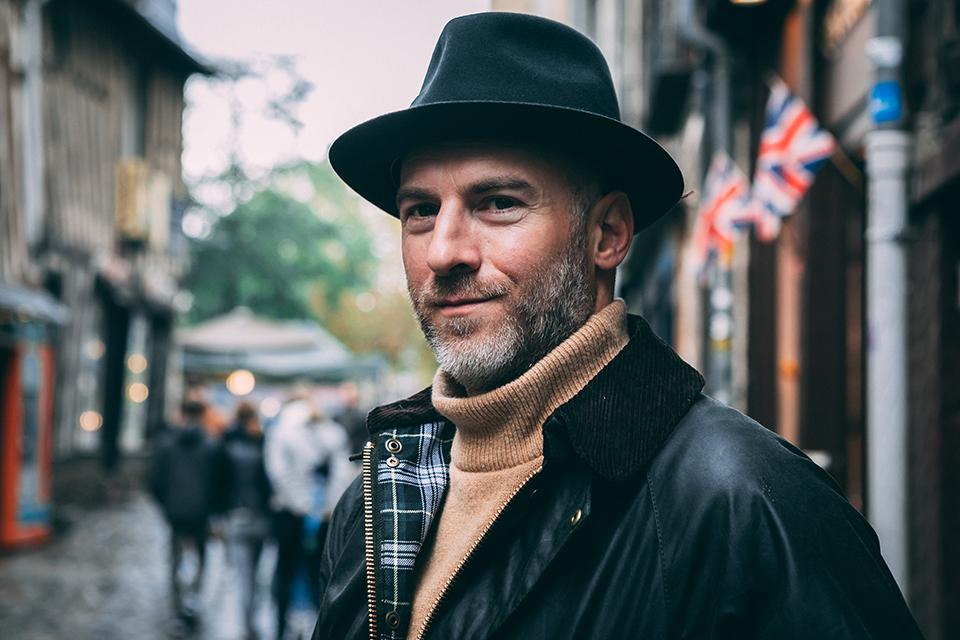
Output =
[{"x1": 183, "y1": 162, "x2": 376, "y2": 326}]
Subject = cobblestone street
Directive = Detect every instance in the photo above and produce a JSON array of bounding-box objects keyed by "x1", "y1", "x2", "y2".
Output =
[{"x1": 0, "y1": 493, "x2": 315, "y2": 640}]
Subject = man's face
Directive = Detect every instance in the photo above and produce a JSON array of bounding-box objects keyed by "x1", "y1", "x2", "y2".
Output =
[{"x1": 397, "y1": 142, "x2": 599, "y2": 394}]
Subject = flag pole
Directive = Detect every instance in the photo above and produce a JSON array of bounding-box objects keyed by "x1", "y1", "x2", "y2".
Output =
[{"x1": 829, "y1": 147, "x2": 864, "y2": 193}]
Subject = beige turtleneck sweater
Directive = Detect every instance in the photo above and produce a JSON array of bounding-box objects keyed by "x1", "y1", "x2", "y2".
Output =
[{"x1": 407, "y1": 300, "x2": 629, "y2": 636}]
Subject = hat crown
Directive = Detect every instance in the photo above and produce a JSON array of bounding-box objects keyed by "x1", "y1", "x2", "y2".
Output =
[
  {"x1": 328, "y1": 12, "x2": 684, "y2": 231},
  {"x1": 413, "y1": 12, "x2": 621, "y2": 122}
]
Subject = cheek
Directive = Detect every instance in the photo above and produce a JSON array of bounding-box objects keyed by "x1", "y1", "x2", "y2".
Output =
[
  {"x1": 401, "y1": 244, "x2": 427, "y2": 290},
  {"x1": 490, "y1": 230, "x2": 571, "y2": 278}
]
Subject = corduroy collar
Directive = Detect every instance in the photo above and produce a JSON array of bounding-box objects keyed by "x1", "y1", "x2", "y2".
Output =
[{"x1": 365, "y1": 314, "x2": 705, "y2": 482}]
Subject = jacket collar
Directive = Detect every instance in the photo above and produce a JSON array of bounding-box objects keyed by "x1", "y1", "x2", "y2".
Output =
[
  {"x1": 366, "y1": 314, "x2": 704, "y2": 482},
  {"x1": 551, "y1": 314, "x2": 704, "y2": 480}
]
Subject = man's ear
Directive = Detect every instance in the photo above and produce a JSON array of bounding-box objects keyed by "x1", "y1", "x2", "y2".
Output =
[{"x1": 590, "y1": 190, "x2": 634, "y2": 272}]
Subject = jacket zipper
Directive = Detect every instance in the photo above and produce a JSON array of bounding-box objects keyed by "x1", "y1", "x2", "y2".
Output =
[
  {"x1": 414, "y1": 465, "x2": 543, "y2": 640},
  {"x1": 362, "y1": 440, "x2": 377, "y2": 640}
]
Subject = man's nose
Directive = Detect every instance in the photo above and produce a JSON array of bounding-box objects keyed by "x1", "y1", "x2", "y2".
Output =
[{"x1": 426, "y1": 207, "x2": 481, "y2": 276}]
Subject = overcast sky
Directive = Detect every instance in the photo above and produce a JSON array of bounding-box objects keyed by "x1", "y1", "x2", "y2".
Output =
[{"x1": 176, "y1": 0, "x2": 490, "y2": 182}]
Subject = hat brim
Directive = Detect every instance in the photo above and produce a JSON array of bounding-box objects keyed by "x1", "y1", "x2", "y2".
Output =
[{"x1": 328, "y1": 101, "x2": 684, "y2": 234}]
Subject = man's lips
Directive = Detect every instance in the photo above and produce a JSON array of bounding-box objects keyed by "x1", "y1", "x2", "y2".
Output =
[
  {"x1": 418, "y1": 277, "x2": 510, "y2": 316},
  {"x1": 432, "y1": 295, "x2": 500, "y2": 315},
  {"x1": 437, "y1": 296, "x2": 488, "y2": 307}
]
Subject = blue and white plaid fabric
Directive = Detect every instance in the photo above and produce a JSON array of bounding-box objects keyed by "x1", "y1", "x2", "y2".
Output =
[{"x1": 376, "y1": 420, "x2": 453, "y2": 639}]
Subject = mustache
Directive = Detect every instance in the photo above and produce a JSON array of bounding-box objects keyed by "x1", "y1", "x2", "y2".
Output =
[{"x1": 414, "y1": 273, "x2": 511, "y2": 306}]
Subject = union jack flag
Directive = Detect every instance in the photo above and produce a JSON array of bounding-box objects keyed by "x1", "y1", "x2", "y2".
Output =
[
  {"x1": 691, "y1": 150, "x2": 752, "y2": 270},
  {"x1": 750, "y1": 78, "x2": 836, "y2": 241}
]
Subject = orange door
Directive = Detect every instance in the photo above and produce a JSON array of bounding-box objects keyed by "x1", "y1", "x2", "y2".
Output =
[{"x1": 1, "y1": 339, "x2": 55, "y2": 549}]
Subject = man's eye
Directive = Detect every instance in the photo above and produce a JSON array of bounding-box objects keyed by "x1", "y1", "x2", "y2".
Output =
[
  {"x1": 490, "y1": 197, "x2": 516, "y2": 210},
  {"x1": 407, "y1": 204, "x2": 438, "y2": 218}
]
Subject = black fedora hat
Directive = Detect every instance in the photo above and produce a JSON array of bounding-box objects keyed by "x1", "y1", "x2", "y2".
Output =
[{"x1": 328, "y1": 12, "x2": 683, "y2": 234}]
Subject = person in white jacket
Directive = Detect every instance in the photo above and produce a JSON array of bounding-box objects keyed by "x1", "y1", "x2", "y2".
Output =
[{"x1": 264, "y1": 389, "x2": 353, "y2": 640}]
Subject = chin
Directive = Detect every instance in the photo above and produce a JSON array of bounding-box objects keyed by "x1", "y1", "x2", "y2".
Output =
[{"x1": 429, "y1": 322, "x2": 525, "y2": 391}]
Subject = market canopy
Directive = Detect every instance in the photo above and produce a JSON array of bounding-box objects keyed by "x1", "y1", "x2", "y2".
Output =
[{"x1": 177, "y1": 307, "x2": 380, "y2": 382}]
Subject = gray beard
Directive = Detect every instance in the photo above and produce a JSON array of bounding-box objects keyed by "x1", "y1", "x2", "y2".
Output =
[{"x1": 409, "y1": 235, "x2": 596, "y2": 394}]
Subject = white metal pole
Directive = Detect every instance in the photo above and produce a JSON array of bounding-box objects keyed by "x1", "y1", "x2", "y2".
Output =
[{"x1": 864, "y1": 128, "x2": 911, "y2": 599}]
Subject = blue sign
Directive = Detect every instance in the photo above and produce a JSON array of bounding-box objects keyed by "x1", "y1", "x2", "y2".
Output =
[{"x1": 870, "y1": 81, "x2": 903, "y2": 124}]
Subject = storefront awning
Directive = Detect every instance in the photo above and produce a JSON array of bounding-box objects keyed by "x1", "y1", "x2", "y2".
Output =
[{"x1": 0, "y1": 284, "x2": 70, "y2": 325}]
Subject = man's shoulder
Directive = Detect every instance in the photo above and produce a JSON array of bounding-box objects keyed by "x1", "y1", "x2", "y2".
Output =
[
  {"x1": 645, "y1": 397, "x2": 866, "y2": 575},
  {"x1": 649, "y1": 395, "x2": 844, "y2": 508},
  {"x1": 667, "y1": 396, "x2": 793, "y2": 466},
  {"x1": 644, "y1": 398, "x2": 923, "y2": 639}
]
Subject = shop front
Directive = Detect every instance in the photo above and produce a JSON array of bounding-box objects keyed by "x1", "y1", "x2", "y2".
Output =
[{"x1": 0, "y1": 285, "x2": 68, "y2": 549}]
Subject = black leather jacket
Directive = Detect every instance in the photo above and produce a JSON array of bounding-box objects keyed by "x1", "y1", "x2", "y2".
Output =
[{"x1": 314, "y1": 316, "x2": 923, "y2": 640}]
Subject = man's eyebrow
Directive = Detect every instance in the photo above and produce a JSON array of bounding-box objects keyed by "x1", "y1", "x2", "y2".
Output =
[
  {"x1": 470, "y1": 177, "x2": 534, "y2": 195},
  {"x1": 395, "y1": 187, "x2": 434, "y2": 208}
]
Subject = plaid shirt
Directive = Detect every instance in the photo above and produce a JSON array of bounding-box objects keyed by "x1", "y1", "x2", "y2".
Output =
[{"x1": 374, "y1": 420, "x2": 454, "y2": 639}]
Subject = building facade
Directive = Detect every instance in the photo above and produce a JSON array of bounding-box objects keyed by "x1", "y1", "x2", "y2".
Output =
[{"x1": 0, "y1": 0, "x2": 205, "y2": 544}]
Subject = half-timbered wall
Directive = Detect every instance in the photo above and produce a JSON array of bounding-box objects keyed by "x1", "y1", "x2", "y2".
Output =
[
  {"x1": 0, "y1": 1, "x2": 26, "y2": 284},
  {"x1": 42, "y1": 0, "x2": 186, "y2": 257}
]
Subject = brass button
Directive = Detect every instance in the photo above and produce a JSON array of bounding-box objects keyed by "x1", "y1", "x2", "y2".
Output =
[
  {"x1": 385, "y1": 438, "x2": 402, "y2": 454},
  {"x1": 570, "y1": 509, "x2": 583, "y2": 528},
  {"x1": 385, "y1": 610, "x2": 401, "y2": 629},
  {"x1": 386, "y1": 456, "x2": 400, "y2": 468}
]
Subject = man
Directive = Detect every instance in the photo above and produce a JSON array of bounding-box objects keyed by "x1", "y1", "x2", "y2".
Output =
[
  {"x1": 314, "y1": 12, "x2": 923, "y2": 640},
  {"x1": 150, "y1": 399, "x2": 224, "y2": 634}
]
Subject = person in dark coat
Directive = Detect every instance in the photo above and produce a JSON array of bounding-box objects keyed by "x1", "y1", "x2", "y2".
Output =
[
  {"x1": 150, "y1": 399, "x2": 224, "y2": 632},
  {"x1": 217, "y1": 401, "x2": 272, "y2": 640},
  {"x1": 335, "y1": 382, "x2": 369, "y2": 456},
  {"x1": 312, "y1": 12, "x2": 924, "y2": 640}
]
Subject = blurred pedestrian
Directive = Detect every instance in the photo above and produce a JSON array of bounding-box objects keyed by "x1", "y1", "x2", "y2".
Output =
[
  {"x1": 335, "y1": 382, "x2": 368, "y2": 455},
  {"x1": 149, "y1": 399, "x2": 224, "y2": 635},
  {"x1": 216, "y1": 401, "x2": 272, "y2": 640},
  {"x1": 184, "y1": 383, "x2": 227, "y2": 439},
  {"x1": 264, "y1": 387, "x2": 352, "y2": 640}
]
